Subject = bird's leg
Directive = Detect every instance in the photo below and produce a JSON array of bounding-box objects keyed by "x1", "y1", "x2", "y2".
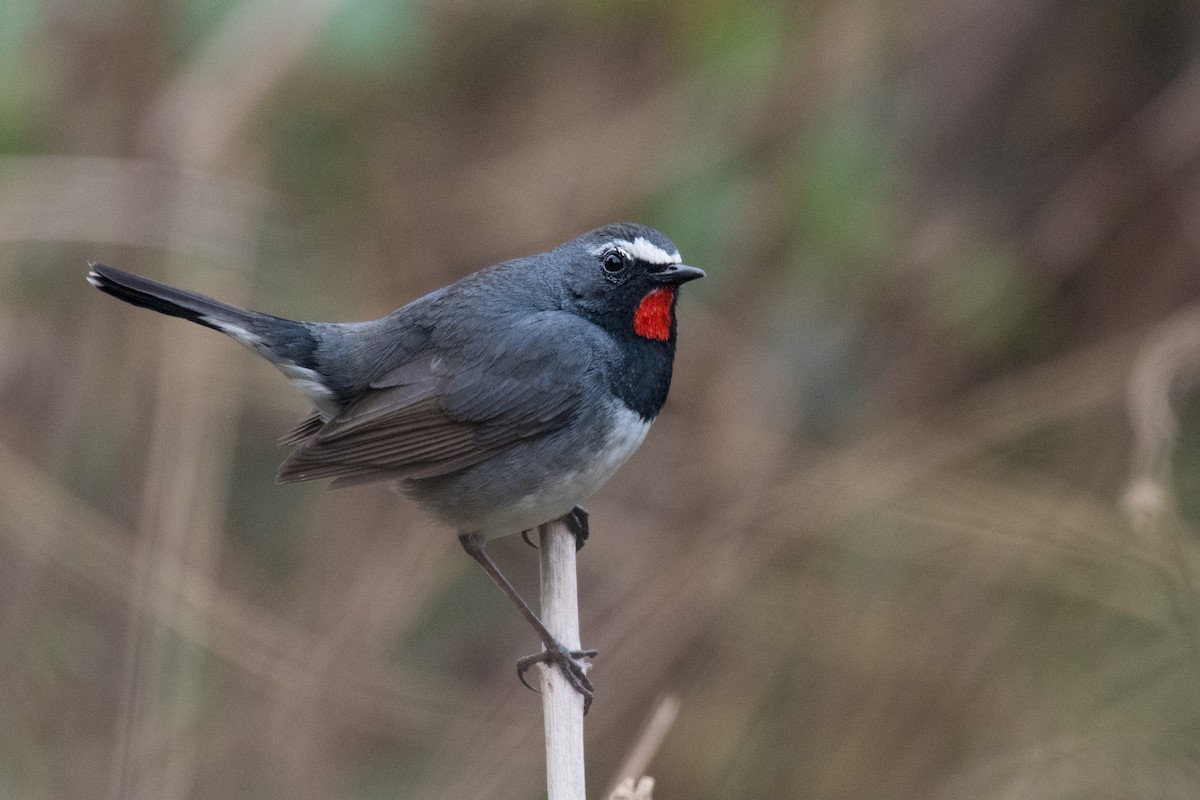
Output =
[
  {"x1": 520, "y1": 505, "x2": 589, "y2": 550},
  {"x1": 458, "y1": 531, "x2": 597, "y2": 711}
]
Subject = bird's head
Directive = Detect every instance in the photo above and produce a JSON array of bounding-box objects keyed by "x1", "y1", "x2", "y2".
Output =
[{"x1": 558, "y1": 223, "x2": 704, "y2": 343}]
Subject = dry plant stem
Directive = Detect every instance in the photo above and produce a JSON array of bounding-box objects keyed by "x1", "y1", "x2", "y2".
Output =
[
  {"x1": 604, "y1": 695, "x2": 679, "y2": 797},
  {"x1": 539, "y1": 519, "x2": 587, "y2": 800}
]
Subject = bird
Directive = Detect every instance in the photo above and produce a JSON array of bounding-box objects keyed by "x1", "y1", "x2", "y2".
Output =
[{"x1": 87, "y1": 222, "x2": 704, "y2": 709}]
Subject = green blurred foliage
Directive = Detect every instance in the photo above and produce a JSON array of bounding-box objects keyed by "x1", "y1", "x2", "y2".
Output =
[
  {"x1": 794, "y1": 104, "x2": 898, "y2": 277},
  {"x1": 318, "y1": 0, "x2": 428, "y2": 74},
  {"x1": 0, "y1": 0, "x2": 50, "y2": 154}
]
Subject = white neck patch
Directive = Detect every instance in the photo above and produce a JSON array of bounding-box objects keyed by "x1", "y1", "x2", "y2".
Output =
[{"x1": 591, "y1": 236, "x2": 681, "y2": 266}]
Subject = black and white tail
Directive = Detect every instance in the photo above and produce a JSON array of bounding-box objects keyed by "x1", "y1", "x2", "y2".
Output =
[
  {"x1": 86, "y1": 262, "x2": 258, "y2": 336},
  {"x1": 87, "y1": 263, "x2": 336, "y2": 412}
]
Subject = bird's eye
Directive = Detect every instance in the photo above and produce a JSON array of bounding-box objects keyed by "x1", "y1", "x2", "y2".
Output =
[{"x1": 602, "y1": 250, "x2": 628, "y2": 275}]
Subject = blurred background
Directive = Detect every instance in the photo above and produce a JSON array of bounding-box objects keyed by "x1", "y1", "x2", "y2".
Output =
[{"x1": 3, "y1": 0, "x2": 1200, "y2": 798}]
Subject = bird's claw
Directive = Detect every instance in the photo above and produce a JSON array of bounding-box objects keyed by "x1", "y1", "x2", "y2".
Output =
[
  {"x1": 519, "y1": 505, "x2": 589, "y2": 551},
  {"x1": 516, "y1": 641, "x2": 599, "y2": 713},
  {"x1": 563, "y1": 505, "x2": 589, "y2": 550}
]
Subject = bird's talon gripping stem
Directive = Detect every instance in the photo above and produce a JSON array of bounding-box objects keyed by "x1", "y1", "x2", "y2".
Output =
[
  {"x1": 521, "y1": 507, "x2": 587, "y2": 550},
  {"x1": 564, "y1": 505, "x2": 589, "y2": 551},
  {"x1": 458, "y1": 532, "x2": 598, "y2": 711},
  {"x1": 516, "y1": 642, "x2": 598, "y2": 713}
]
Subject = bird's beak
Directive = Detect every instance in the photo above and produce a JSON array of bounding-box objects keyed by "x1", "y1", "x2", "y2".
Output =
[{"x1": 651, "y1": 264, "x2": 706, "y2": 285}]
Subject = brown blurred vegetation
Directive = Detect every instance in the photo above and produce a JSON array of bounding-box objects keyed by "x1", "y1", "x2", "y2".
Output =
[{"x1": 3, "y1": 0, "x2": 1200, "y2": 798}]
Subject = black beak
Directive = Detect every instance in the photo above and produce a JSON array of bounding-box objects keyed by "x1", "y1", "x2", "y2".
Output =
[{"x1": 651, "y1": 264, "x2": 706, "y2": 285}]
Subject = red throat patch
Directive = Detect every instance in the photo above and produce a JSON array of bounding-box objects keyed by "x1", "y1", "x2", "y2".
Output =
[{"x1": 633, "y1": 287, "x2": 675, "y2": 341}]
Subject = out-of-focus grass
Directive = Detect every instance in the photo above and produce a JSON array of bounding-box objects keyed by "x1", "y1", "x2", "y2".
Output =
[{"x1": 3, "y1": 0, "x2": 1200, "y2": 798}]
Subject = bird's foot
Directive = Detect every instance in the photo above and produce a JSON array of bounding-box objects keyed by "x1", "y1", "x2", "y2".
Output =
[
  {"x1": 520, "y1": 505, "x2": 589, "y2": 551},
  {"x1": 563, "y1": 505, "x2": 589, "y2": 550},
  {"x1": 516, "y1": 639, "x2": 599, "y2": 713}
]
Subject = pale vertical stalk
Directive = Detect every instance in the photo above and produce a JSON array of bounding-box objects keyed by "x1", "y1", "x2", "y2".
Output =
[
  {"x1": 604, "y1": 695, "x2": 679, "y2": 798},
  {"x1": 538, "y1": 519, "x2": 587, "y2": 800}
]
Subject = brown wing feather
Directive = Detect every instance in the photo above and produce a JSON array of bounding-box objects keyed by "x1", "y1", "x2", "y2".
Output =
[
  {"x1": 275, "y1": 365, "x2": 582, "y2": 486},
  {"x1": 277, "y1": 394, "x2": 481, "y2": 484},
  {"x1": 275, "y1": 312, "x2": 596, "y2": 488},
  {"x1": 278, "y1": 411, "x2": 325, "y2": 446}
]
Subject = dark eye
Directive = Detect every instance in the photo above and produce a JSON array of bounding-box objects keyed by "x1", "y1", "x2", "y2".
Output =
[{"x1": 602, "y1": 250, "x2": 628, "y2": 275}]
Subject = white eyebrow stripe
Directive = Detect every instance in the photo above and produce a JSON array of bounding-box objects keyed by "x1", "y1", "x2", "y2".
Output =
[
  {"x1": 590, "y1": 237, "x2": 681, "y2": 265},
  {"x1": 627, "y1": 237, "x2": 681, "y2": 265}
]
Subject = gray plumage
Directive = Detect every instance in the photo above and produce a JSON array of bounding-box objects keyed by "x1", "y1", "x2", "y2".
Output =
[{"x1": 87, "y1": 223, "x2": 703, "y2": 539}]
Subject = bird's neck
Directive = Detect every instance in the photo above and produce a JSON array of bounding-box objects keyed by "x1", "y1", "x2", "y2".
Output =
[{"x1": 609, "y1": 335, "x2": 676, "y2": 421}]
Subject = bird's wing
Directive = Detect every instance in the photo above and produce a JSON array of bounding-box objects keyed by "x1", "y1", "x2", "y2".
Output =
[{"x1": 276, "y1": 311, "x2": 597, "y2": 487}]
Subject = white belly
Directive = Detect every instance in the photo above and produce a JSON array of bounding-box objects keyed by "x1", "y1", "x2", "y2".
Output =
[{"x1": 471, "y1": 405, "x2": 650, "y2": 537}]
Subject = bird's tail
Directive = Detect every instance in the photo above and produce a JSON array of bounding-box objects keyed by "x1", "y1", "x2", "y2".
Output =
[
  {"x1": 86, "y1": 262, "x2": 259, "y2": 335},
  {"x1": 87, "y1": 262, "x2": 333, "y2": 410}
]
